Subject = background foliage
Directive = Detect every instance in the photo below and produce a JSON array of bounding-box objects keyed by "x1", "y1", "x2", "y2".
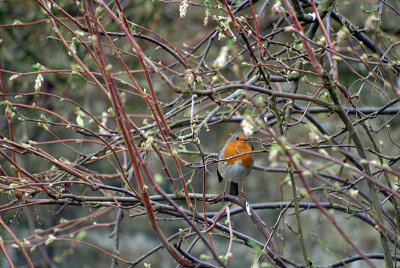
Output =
[{"x1": 1, "y1": 0, "x2": 400, "y2": 267}]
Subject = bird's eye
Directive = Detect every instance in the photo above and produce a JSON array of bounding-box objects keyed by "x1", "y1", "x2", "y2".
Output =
[{"x1": 235, "y1": 137, "x2": 239, "y2": 140}]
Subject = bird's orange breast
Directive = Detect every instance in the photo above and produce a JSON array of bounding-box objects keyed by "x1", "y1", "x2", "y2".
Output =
[{"x1": 223, "y1": 140, "x2": 253, "y2": 168}]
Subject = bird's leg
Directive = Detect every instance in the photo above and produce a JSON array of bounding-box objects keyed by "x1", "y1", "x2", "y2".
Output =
[
  {"x1": 222, "y1": 180, "x2": 228, "y2": 203},
  {"x1": 238, "y1": 182, "x2": 246, "y2": 199}
]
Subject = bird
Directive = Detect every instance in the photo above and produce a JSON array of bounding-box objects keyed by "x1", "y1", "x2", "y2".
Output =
[{"x1": 217, "y1": 132, "x2": 254, "y2": 196}]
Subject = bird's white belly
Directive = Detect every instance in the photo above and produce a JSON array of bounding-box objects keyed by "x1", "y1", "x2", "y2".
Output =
[{"x1": 223, "y1": 160, "x2": 251, "y2": 183}]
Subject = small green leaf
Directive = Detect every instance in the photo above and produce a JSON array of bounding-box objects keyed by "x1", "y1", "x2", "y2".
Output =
[
  {"x1": 76, "y1": 115, "x2": 84, "y2": 127},
  {"x1": 31, "y1": 64, "x2": 40, "y2": 72},
  {"x1": 76, "y1": 230, "x2": 87, "y2": 241},
  {"x1": 204, "y1": 0, "x2": 211, "y2": 9},
  {"x1": 45, "y1": 235, "x2": 56, "y2": 246}
]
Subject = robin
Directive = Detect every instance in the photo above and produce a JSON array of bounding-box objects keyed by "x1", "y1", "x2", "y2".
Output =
[{"x1": 217, "y1": 132, "x2": 254, "y2": 196}]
